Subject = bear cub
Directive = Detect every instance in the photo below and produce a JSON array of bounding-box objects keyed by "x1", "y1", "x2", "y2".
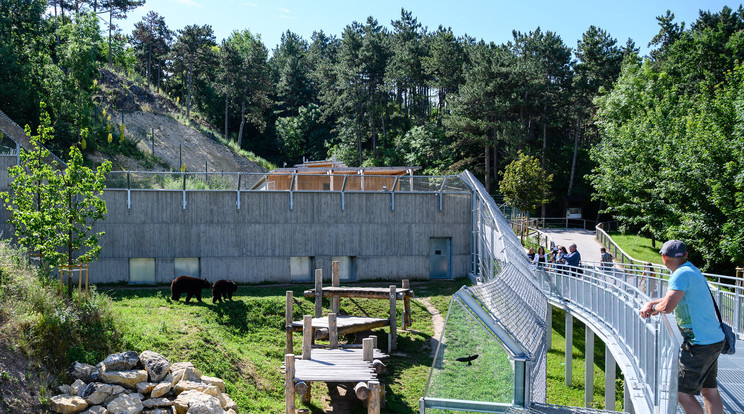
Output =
[
  {"x1": 212, "y1": 279, "x2": 238, "y2": 303},
  {"x1": 171, "y1": 275, "x2": 212, "y2": 303}
]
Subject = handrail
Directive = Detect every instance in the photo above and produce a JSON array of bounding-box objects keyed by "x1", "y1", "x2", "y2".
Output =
[
  {"x1": 538, "y1": 262, "x2": 681, "y2": 413},
  {"x1": 595, "y1": 222, "x2": 651, "y2": 269}
]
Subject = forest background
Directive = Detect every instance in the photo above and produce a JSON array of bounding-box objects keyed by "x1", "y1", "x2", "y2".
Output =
[{"x1": 2, "y1": 1, "x2": 744, "y2": 275}]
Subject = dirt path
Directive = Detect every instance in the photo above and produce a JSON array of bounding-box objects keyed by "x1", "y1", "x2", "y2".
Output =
[{"x1": 417, "y1": 298, "x2": 445, "y2": 357}]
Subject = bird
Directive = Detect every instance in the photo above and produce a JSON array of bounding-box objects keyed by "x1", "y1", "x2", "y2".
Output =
[{"x1": 455, "y1": 354, "x2": 479, "y2": 365}]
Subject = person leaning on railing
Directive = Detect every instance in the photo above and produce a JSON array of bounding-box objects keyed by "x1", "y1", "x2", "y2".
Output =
[
  {"x1": 639, "y1": 240, "x2": 725, "y2": 414},
  {"x1": 564, "y1": 243, "x2": 582, "y2": 275}
]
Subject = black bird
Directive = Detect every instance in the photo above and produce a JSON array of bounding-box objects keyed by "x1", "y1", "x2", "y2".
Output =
[{"x1": 455, "y1": 354, "x2": 479, "y2": 365}]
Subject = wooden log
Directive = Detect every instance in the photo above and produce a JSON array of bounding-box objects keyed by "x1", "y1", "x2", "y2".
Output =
[
  {"x1": 331, "y1": 261, "x2": 340, "y2": 314},
  {"x1": 362, "y1": 338, "x2": 373, "y2": 362},
  {"x1": 328, "y1": 313, "x2": 338, "y2": 349},
  {"x1": 294, "y1": 380, "x2": 308, "y2": 396},
  {"x1": 286, "y1": 291, "x2": 294, "y2": 355},
  {"x1": 354, "y1": 381, "x2": 370, "y2": 400},
  {"x1": 370, "y1": 335, "x2": 377, "y2": 349},
  {"x1": 302, "y1": 382, "x2": 311, "y2": 404},
  {"x1": 285, "y1": 354, "x2": 295, "y2": 414},
  {"x1": 381, "y1": 384, "x2": 386, "y2": 409},
  {"x1": 368, "y1": 381, "x2": 381, "y2": 414},
  {"x1": 388, "y1": 285, "x2": 397, "y2": 352},
  {"x1": 302, "y1": 316, "x2": 312, "y2": 360},
  {"x1": 402, "y1": 279, "x2": 411, "y2": 329},
  {"x1": 372, "y1": 359, "x2": 385, "y2": 374},
  {"x1": 314, "y1": 270, "x2": 323, "y2": 318}
]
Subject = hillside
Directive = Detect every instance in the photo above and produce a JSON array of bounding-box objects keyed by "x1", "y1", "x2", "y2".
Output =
[{"x1": 94, "y1": 69, "x2": 269, "y2": 174}]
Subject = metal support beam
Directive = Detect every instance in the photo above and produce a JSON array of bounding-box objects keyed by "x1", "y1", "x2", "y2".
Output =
[
  {"x1": 565, "y1": 312, "x2": 573, "y2": 387},
  {"x1": 585, "y1": 329, "x2": 594, "y2": 407},
  {"x1": 605, "y1": 346, "x2": 616, "y2": 410},
  {"x1": 546, "y1": 305, "x2": 552, "y2": 351}
]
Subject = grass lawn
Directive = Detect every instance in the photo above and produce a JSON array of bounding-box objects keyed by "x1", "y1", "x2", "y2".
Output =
[
  {"x1": 607, "y1": 232, "x2": 663, "y2": 265},
  {"x1": 104, "y1": 280, "x2": 462, "y2": 413}
]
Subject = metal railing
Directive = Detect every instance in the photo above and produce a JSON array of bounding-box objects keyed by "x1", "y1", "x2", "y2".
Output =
[
  {"x1": 595, "y1": 222, "x2": 653, "y2": 269},
  {"x1": 536, "y1": 263, "x2": 681, "y2": 413}
]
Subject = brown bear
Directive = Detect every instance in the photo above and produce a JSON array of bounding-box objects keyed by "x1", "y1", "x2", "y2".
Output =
[
  {"x1": 170, "y1": 276, "x2": 212, "y2": 303},
  {"x1": 212, "y1": 279, "x2": 238, "y2": 303}
]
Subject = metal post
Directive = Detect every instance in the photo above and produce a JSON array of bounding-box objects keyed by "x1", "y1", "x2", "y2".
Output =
[
  {"x1": 151, "y1": 128, "x2": 154, "y2": 154},
  {"x1": 585, "y1": 329, "x2": 594, "y2": 408},
  {"x1": 605, "y1": 347, "x2": 616, "y2": 410},
  {"x1": 565, "y1": 312, "x2": 573, "y2": 387}
]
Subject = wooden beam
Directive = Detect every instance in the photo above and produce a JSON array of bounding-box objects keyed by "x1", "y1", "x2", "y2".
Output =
[
  {"x1": 314, "y1": 269, "x2": 323, "y2": 318},
  {"x1": 368, "y1": 381, "x2": 381, "y2": 414},
  {"x1": 354, "y1": 382, "x2": 369, "y2": 400},
  {"x1": 332, "y1": 261, "x2": 340, "y2": 314},
  {"x1": 285, "y1": 354, "x2": 295, "y2": 414},
  {"x1": 328, "y1": 313, "x2": 338, "y2": 349},
  {"x1": 302, "y1": 316, "x2": 312, "y2": 360},
  {"x1": 388, "y1": 285, "x2": 397, "y2": 352},
  {"x1": 286, "y1": 291, "x2": 293, "y2": 355},
  {"x1": 402, "y1": 279, "x2": 411, "y2": 330}
]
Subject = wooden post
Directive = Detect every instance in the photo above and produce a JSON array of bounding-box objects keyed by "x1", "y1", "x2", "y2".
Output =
[
  {"x1": 388, "y1": 285, "x2": 397, "y2": 352},
  {"x1": 302, "y1": 316, "x2": 312, "y2": 360},
  {"x1": 370, "y1": 335, "x2": 377, "y2": 350},
  {"x1": 332, "y1": 261, "x2": 340, "y2": 315},
  {"x1": 354, "y1": 382, "x2": 369, "y2": 400},
  {"x1": 368, "y1": 381, "x2": 381, "y2": 414},
  {"x1": 314, "y1": 269, "x2": 323, "y2": 318},
  {"x1": 286, "y1": 291, "x2": 294, "y2": 355},
  {"x1": 362, "y1": 338, "x2": 373, "y2": 361},
  {"x1": 285, "y1": 354, "x2": 295, "y2": 414},
  {"x1": 302, "y1": 382, "x2": 312, "y2": 405},
  {"x1": 328, "y1": 313, "x2": 338, "y2": 349},
  {"x1": 402, "y1": 279, "x2": 411, "y2": 330}
]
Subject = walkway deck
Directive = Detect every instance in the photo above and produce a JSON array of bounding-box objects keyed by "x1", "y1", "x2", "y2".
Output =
[{"x1": 290, "y1": 315, "x2": 389, "y2": 338}]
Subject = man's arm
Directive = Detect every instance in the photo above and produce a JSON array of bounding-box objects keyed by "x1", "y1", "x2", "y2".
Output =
[{"x1": 639, "y1": 289, "x2": 685, "y2": 318}]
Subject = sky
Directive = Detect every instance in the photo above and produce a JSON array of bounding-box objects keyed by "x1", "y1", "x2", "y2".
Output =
[{"x1": 119, "y1": 0, "x2": 743, "y2": 56}]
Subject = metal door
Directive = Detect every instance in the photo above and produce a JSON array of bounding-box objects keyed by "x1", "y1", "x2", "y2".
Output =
[{"x1": 429, "y1": 237, "x2": 452, "y2": 279}]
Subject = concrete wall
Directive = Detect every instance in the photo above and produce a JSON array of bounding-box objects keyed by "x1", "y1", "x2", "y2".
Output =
[
  {"x1": 93, "y1": 189, "x2": 472, "y2": 284},
  {"x1": 0, "y1": 157, "x2": 473, "y2": 284}
]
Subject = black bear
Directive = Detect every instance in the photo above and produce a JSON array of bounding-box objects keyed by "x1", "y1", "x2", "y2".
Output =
[
  {"x1": 212, "y1": 279, "x2": 238, "y2": 303},
  {"x1": 170, "y1": 276, "x2": 212, "y2": 303}
]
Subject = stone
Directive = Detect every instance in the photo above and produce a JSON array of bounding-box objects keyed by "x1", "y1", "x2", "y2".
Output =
[
  {"x1": 139, "y1": 351, "x2": 171, "y2": 382},
  {"x1": 79, "y1": 382, "x2": 114, "y2": 405},
  {"x1": 173, "y1": 380, "x2": 209, "y2": 395},
  {"x1": 70, "y1": 379, "x2": 87, "y2": 396},
  {"x1": 68, "y1": 362, "x2": 97, "y2": 383},
  {"x1": 183, "y1": 392, "x2": 224, "y2": 414},
  {"x1": 173, "y1": 390, "x2": 202, "y2": 414},
  {"x1": 150, "y1": 382, "x2": 172, "y2": 398},
  {"x1": 226, "y1": 410, "x2": 237, "y2": 414},
  {"x1": 50, "y1": 395, "x2": 88, "y2": 414},
  {"x1": 102, "y1": 351, "x2": 140, "y2": 372},
  {"x1": 80, "y1": 406, "x2": 107, "y2": 414},
  {"x1": 221, "y1": 393, "x2": 237, "y2": 411},
  {"x1": 142, "y1": 398, "x2": 174, "y2": 409},
  {"x1": 143, "y1": 409, "x2": 175, "y2": 414},
  {"x1": 200, "y1": 376, "x2": 225, "y2": 393},
  {"x1": 59, "y1": 384, "x2": 72, "y2": 395},
  {"x1": 106, "y1": 393, "x2": 144, "y2": 414},
  {"x1": 169, "y1": 362, "x2": 194, "y2": 372},
  {"x1": 136, "y1": 382, "x2": 156, "y2": 395},
  {"x1": 101, "y1": 370, "x2": 148, "y2": 389}
]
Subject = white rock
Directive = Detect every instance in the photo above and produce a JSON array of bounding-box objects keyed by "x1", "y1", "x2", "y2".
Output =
[
  {"x1": 139, "y1": 351, "x2": 171, "y2": 382},
  {"x1": 142, "y1": 397, "x2": 174, "y2": 408},
  {"x1": 221, "y1": 393, "x2": 237, "y2": 411},
  {"x1": 136, "y1": 382, "x2": 156, "y2": 395},
  {"x1": 185, "y1": 393, "x2": 225, "y2": 414},
  {"x1": 173, "y1": 380, "x2": 209, "y2": 395},
  {"x1": 50, "y1": 395, "x2": 88, "y2": 414},
  {"x1": 102, "y1": 351, "x2": 140, "y2": 372},
  {"x1": 173, "y1": 390, "x2": 203, "y2": 414},
  {"x1": 200, "y1": 376, "x2": 225, "y2": 393},
  {"x1": 70, "y1": 379, "x2": 87, "y2": 396},
  {"x1": 106, "y1": 393, "x2": 144, "y2": 414},
  {"x1": 101, "y1": 370, "x2": 148, "y2": 388},
  {"x1": 58, "y1": 384, "x2": 72, "y2": 395},
  {"x1": 79, "y1": 382, "x2": 114, "y2": 405},
  {"x1": 80, "y1": 405, "x2": 107, "y2": 414},
  {"x1": 150, "y1": 381, "x2": 173, "y2": 398}
]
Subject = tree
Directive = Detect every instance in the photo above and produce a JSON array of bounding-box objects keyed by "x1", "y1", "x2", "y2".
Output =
[
  {"x1": 172, "y1": 24, "x2": 217, "y2": 120},
  {"x1": 499, "y1": 151, "x2": 553, "y2": 214},
  {"x1": 99, "y1": 0, "x2": 145, "y2": 66},
  {"x1": 2, "y1": 105, "x2": 112, "y2": 296},
  {"x1": 130, "y1": 11, "x2": 173, "y2": 88}
]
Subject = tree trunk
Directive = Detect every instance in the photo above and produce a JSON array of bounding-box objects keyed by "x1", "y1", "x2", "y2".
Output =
[
  {"x1": 237, "y1": 98, "x2": 246, "y2": 147},
  {"x1": 187, "y1": 54, "x2": 193, "y2": 121},
  {"x1": 147, "y1": 45, "x2": 152, "y2": 87},
  {"x1": 567, "y1": 113, "x2": 581, "y2": 196},
  {"x1": 66, "y1": 190, "x2": 73, "y2": 299},
  {"x1": 541, "y1": 98, "x2": 548, "y2": 218},
  {"x1": 224, "y1": 94, "x2": 229, "y2": 141},
  {"x1": 107, "y1": 7, "x2": 112, "y2": 66},
  {"x1": 484, "y1": 143, "x2": 491, "y2": 194}
]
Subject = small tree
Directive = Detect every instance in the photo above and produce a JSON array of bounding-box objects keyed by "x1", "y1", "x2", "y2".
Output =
[
  {"x1": 499, "y1": 151, "x2": 554, "y2": 215},
  {"x1": 2, "y1": 105, "x2": 112, "y2": 297}
]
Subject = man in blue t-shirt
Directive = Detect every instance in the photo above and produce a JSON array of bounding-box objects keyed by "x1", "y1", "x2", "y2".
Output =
[{"x1": 640, "y1": 240, "x2": 725, "y2": 414}]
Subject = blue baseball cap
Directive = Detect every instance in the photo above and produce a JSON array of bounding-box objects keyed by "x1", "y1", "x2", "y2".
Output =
[{"x1": 659, "y1": 240, "x2": 686, "y2": 257}]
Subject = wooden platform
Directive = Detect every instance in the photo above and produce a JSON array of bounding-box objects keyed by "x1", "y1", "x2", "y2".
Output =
[
  {"x1": 290, "y1": 315, "x2": 389, "y2": 337},
  {"x1": 284, "y1": 348, "x2": 387, "y2": 382},
  {"x1": 303, "y1": 286, "x2": 414, "y2": 300}
]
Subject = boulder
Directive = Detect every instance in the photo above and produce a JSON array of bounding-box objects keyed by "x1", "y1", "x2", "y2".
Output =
[
  {"x1": 142, "y1": 398, "x2": 174, "y2": 409},
  {"x1": 143, "y1": 409, "x2": 175, "y2": 414},
  {"x1": 101, "y1": 370, "x2": 148, "y2": 389},
  {"x1": 102, "y1": 351, "x2": 140, "y2": 372},
  {"x1": 200, "y1": 376, "x2": 225, "y2": 393},
  {"x1": 106, "y1": 393, "x2": 144, "y2": 414},
  {"x1": 139, "y1": 351, "x2": 170, "y2": 382},
  {"x1": 80, "y1": 406, "x2": 107, "y2": 414},
  {"x1": 136, "y1": 382, "x2": 156, "y2": 395},
  {"x1": 150, "y1": 382, "x2": 172, "y2": 398},
  {"x1": 67, "y1": 362, "x2": 97, "y2": 383},
  {"x1": 221, "y1": 393, "x2": 237, "y2": 411},
  {"x1": 70, "y1": 379, "x2": 86, "y2": 396},
  {"x1": 50, "y1": 395, "x2": 88, "y2": 414},
  {"x1": 181, "y1": 392, "x2": 224, "y2": 414},
  {"x1": 173, "y1": 380, "x2": 210, "y2": 395},
  {"x1": 79, "y1": 382, "x2": 114, "y2": 405}
]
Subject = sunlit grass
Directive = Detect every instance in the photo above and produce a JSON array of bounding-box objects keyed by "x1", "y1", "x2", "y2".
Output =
[{"x1": 607, "y1": 232, "x2": 663, "y2": 265}]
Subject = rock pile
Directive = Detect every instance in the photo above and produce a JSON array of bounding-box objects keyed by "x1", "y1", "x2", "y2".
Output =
[{"x1": 50, "y1": 351, "x2": 238, "y2": 414}]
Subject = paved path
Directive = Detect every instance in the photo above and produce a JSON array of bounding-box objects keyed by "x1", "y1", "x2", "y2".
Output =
[{"x1": 537, "y1": 228, "x2": 604, "y2": 262}]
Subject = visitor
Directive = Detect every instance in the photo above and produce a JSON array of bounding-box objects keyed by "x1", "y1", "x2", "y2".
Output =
[
  {"x1": 564, "y1": 243, "x2": 581, "y2": 275},
  {"x1": 639, "y1": 240, "x2": 725, "y2": 414},
  {"x1": 527, "y1": 247, "x2": 536, "y2": 263},
  {"x1": 534, "y1": 246, "x2": 547, "y2": 268}
]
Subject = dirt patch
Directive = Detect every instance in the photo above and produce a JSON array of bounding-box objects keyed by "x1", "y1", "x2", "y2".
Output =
[
  {"x1": 0, "y1": 337, "x2": 52, "y2": 413},
  {"x1": 417, "y1": 298, "x2": 445, "y2": 357}
]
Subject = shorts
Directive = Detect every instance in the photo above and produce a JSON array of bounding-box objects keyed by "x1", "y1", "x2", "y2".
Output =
[{"x1": 678, "y1": 340, "x2": 724, "y2": 395}]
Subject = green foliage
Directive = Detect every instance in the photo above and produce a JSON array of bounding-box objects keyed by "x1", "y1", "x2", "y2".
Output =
[
  {"x1": 499, "y1": 151, "x2": 553, "y2": 214},
  {"x1": 2, "y1": 104, "x2": 112, "y2": 291}
]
